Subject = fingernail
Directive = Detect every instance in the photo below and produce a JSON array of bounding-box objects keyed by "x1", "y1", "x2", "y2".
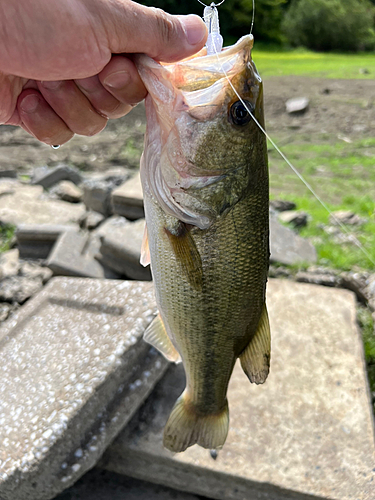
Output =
[
  {"x1": 20, "y1": 94, "x2": 40, "y2": 113},
  {"x1": 104, "y1": 71, "x2": 130, "y2": 90},
  {"x1": 177, "y1": 15, "x2": 207, "y2": 46},
  {"x1": 40, "y1": 80, "x2": 62, "y2": 90}
]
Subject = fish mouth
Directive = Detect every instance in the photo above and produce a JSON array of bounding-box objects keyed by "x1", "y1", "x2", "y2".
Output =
[{"x1": 163, "y1": 35, "x2": 255, "y2": 92}]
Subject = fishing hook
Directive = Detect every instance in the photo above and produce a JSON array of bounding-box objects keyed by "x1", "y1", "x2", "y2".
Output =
[{"x1": 196, "y1": 0, "x2": 226, "y2": 7}]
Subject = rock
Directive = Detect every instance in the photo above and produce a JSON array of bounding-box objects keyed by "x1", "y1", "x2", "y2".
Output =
[
  {"x1": 94, "y1": 216, "x2": 130, "y2": 240},
  {"x1": 19, "y1": 261, "x2": 53, "y2": 284},
  {"x1": 269, "y1": 200, "x2": 296, "y2": 212},
  {"x1": 111, "y1": 172, "x2": 144, "y2": 220},
  {"x1": 268, "y1": 265, "x2": 293, "y2": 279},
  {"x1": 16, "y1": 224, "x2": 79, "y2": 259},
  {"x1": 32, "y1": 164, "x2": 82, "y2": 188},
  {"x1": 278, "y1": 210, "x2": 308, "y2": 228},
  {"x1": 360, "y1": 68, "x2": 370, "y2": 75},
  {"x1": 0, "y1": 278, "x2": 168, "y2": 500},
  {"x1": 329, "y1": 210, "x2": 366, "y2": 226},
  {"x1": 80, "y1": 211, "x2": 105, "y2": 231},
  {"x1": 47, "y1": 231, "x2": 118, "y2": 279},
  {"x1": 0, "y1": 249, "x2": 20, "y2": 279},
  {"x1": 55, "y1": 469, "x2": 202, "y2": 500},
  {"x1": 286, "y1": 97, "x2": 309, "y2": 114},
  {"x1": 0, "y1": 180, "x2": 86, "y2": 227},
  {"x1": 0, "y1": 303, "x2": 11, "y2": 322},
  {"x1": 51, "y1": 180, "x2": 83, "y2": 203},
  {"x1": 98, "y1": 219, "x2": 151, "y2": 281},
  {"x1": 0, "y1": 170, "x2": 17, "y2": 179},
  {"x1": 82, "y1": 169, "x2": 129, "y2": 217},
  {"x1": 0, "y1": 275, "x2": 43, "y2": 304},
  {"x1": 270, "y1": 215, "x2": 317, "y2": 266},
  {"x1": 296, "y1": 270, "x2": 338, "y2": 288},
  {"x1": 101, "y1": 280, "x2": 375, "y2": 500}
]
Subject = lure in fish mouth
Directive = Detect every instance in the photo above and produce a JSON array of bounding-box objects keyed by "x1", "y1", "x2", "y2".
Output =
[{"x1": 136, "y1": 34, "x2": 270, "y2": 453}]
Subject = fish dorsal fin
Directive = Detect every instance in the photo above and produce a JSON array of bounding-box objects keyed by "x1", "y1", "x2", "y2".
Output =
[
  {"x1": 240, "y1": 304, "x2": 271, "y2": 384},
  {"x1": 165, "y1": 222, "x2": 203, "y2": 291},
  {"x1": 140, "y1": 223, "x2": 151, "y2": 267},
  {"x1": 144, "y1": 314, "x2": 181, "y2": 364}
]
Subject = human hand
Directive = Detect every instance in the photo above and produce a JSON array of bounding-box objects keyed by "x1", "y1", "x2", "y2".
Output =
[{"x1": 0, "y1": 0, "x2": 207, "y2": 145}]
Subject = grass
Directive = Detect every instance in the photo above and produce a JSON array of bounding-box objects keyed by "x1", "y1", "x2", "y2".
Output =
[
  {"x1": 0, "y1": 225, "x2": 15, "y2": 253},
  {"x1": 252, "y1": 48, "x2": 375, "y2": 79},
  {"x1": 269, "y1": 136, "x2": 375, "y2": 271}
]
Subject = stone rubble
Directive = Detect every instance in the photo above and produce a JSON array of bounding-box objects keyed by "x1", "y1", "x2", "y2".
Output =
[
  {"x1": 16, "y1": 224, "x2": 79, "y2": 260},
  {"x1": 285, "y1": 96, "x2": 310, "y2": 114},
  {"x1": 278, "y1": 209, "x2": 308, "y2": 228},
  {"x1": 330, "y1": 209, "x2": 367, "y2": 226},
  {"x1": 0, "y1": 249, "x2": 20, "y2": 279},
  {"x1": 0, "y1": 278, "x2": 168, "y2": 500},
  {"x1": 50, "y1": 180, "x2": 83, "y2": 203}
]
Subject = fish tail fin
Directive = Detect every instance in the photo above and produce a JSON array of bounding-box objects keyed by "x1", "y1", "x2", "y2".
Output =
[{"x1": 163, "y1": 391, "x2": 229, "y2": 453}]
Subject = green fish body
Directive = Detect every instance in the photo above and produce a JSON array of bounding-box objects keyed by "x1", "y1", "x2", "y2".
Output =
[{"x1": 136, "y1": 35, "x2": 270, "y2": 453}]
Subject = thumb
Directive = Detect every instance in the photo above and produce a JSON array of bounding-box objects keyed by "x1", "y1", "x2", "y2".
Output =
[{"x1": 104, "y1": 1, "x2": 207, "y2": 62}]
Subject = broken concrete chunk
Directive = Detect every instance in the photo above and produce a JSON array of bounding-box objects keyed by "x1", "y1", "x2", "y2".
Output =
[
  {"x1": 0, "y1": 275, "x2": 43, "y2": 304},
  {"x1": 286, "y1": 97, "x2": 309, "y2": 114},
  {"x1": 50, "y1": 180, "x2": 83, "y2": 203},
  {"x1": 278, "y1": 210, "x2": 308, "y2": 228},
  {"x1": 111, "y1": 171, "x2": 144, "y2": 220},
  {"x1": 270, "y1": 215, "x2": 317, "y2": 265},
  {"x1": 330, "y1": 210, "x2": 367, "y2": 226},
  {"x1": 32, "y1": 164, "x2": 82, "y2": 188},
  {"x1": 0, "y1": 278, "x2": 168, "y2": 500},
  {"x1": 47, "y1": 231, "x2": 117, "y2": 279},
  {"x1": 16, "y1": 224, "x2": 79, "y2": 259},
  {"x1": 0, "y1": 249, "x2": 20, "y2": 279},
  {"x1": 80, "y1": 211, "x2": 105, "y2": 231},
  {"x1": 269, "y1": 200, "x2": 296, "y2": 212},
  {"x1": 102, "y1": 280, "x2": 375, "y2": 500},
  {"x1": 98, "y1": 219, "x2": 151, "y2": 281},
  {"x1": 0, "y1": 180, "x2": 85, "y2": 227}
]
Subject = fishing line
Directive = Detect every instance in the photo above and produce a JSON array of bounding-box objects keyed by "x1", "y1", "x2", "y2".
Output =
[{"x1": 203, "y1": 3, "x2": 375, "y2": 267}]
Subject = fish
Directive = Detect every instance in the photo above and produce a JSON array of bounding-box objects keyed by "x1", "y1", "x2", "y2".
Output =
[{"x1": 135, "y1": 34, "x2": 270, "y2": 453}]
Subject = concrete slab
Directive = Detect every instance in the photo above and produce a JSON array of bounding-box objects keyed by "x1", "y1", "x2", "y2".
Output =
[
  {"x1": 0, "y1": 180, "x2": 85, "y2": 227},
  {"x1": 46, "y1": 232, "x2": 113, "y2": 279},
  {"x1": 111, "y1": 172, "x2": 144, "y2": 220},
  {"x1": 54, "y1": 468, "x2": 203, "y2": 500},
  {"x1": 0, "y1": 278, "x2": 168, "y2": 500},
  {"x1": 32, "y1": 165, "x2": 82, "y2": 189},
  {"x1": 270, "y1": 215, "x2": 317, "y2": 265},
  {"x1": 101, "y1": 280, "x2": 375, "y2": 500}
]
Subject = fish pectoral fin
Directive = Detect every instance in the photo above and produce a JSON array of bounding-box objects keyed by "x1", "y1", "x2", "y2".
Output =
[
  {"x1": 240, "y1": 304, "x2": 271, "y2": 385},
  {"x1": 165, "y1": 222, "x2": 203, "y2": 291},
  {"x1": 140, "y1": 223, "x2": 151, "y2": 267},
  {"x1": 163, "y1": 391, "x2": 229, "y2": 453},
  {"x1": 144, "y1": 313, "x2": 181, "y2": 363}
]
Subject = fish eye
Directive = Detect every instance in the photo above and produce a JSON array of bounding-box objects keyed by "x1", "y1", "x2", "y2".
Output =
[{"x1": 229, "y1": 100, "x2": 253, "y2": 126}]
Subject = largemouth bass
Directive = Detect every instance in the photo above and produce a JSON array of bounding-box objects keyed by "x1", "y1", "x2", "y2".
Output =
[{"x1": 136, "y1": 34, "x2": 270, "y2": 453}]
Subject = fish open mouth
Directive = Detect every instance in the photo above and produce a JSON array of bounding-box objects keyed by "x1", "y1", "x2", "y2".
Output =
[{"x1": 162, "y1": 35, "x2": 254, "y2": 92}]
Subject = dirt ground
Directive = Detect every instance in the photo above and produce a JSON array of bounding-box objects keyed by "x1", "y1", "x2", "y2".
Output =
[{"x1": 0, "y1": 76, "x2": 374, "y2": 174}]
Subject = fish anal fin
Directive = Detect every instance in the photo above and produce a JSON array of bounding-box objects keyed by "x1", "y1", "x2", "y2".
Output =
[
  {"x1": 140, "y1": 223, "x2": 151, "y2": 267},
  {"x1": 163, "y1": 391, "x2": 229, "y2": 453},
  {"x1": 164, "y1": 222, "x2": 203, "y2": 291},
  {"x1": 144, "y1": 314, "x2": 181, "y2": 363},
  {"x1": 240, "y1": 304, "x2": 271, "y2": 385}
]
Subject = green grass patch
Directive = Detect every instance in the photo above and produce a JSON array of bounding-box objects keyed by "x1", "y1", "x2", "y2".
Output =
[
  {"x1": 0, "y1": 225, "x2": 15, "y2": 253},
  {"x1": 357, "y1": 307, "x2": 375, "y2": 399},
  {"x1": 252, "y1": 48, "x2": 375, "y2": 79},
  {"x1": 269, "y1": 136, "x2": 375, "y2": 271}
]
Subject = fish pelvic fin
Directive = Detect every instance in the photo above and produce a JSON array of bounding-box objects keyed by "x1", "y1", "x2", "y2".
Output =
[
  {"x1": 164, "y1": 222, "x2": 203, "y2": 291},
  {"x1": 163, "y1": 391, "x2": 229, "y2": 453},
  {"x1": 240, "y1": 304, "x2": 271, "y2": 385},
  {"x1": 144, "y1": 314, "x2": 181, "y2": 363}
]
